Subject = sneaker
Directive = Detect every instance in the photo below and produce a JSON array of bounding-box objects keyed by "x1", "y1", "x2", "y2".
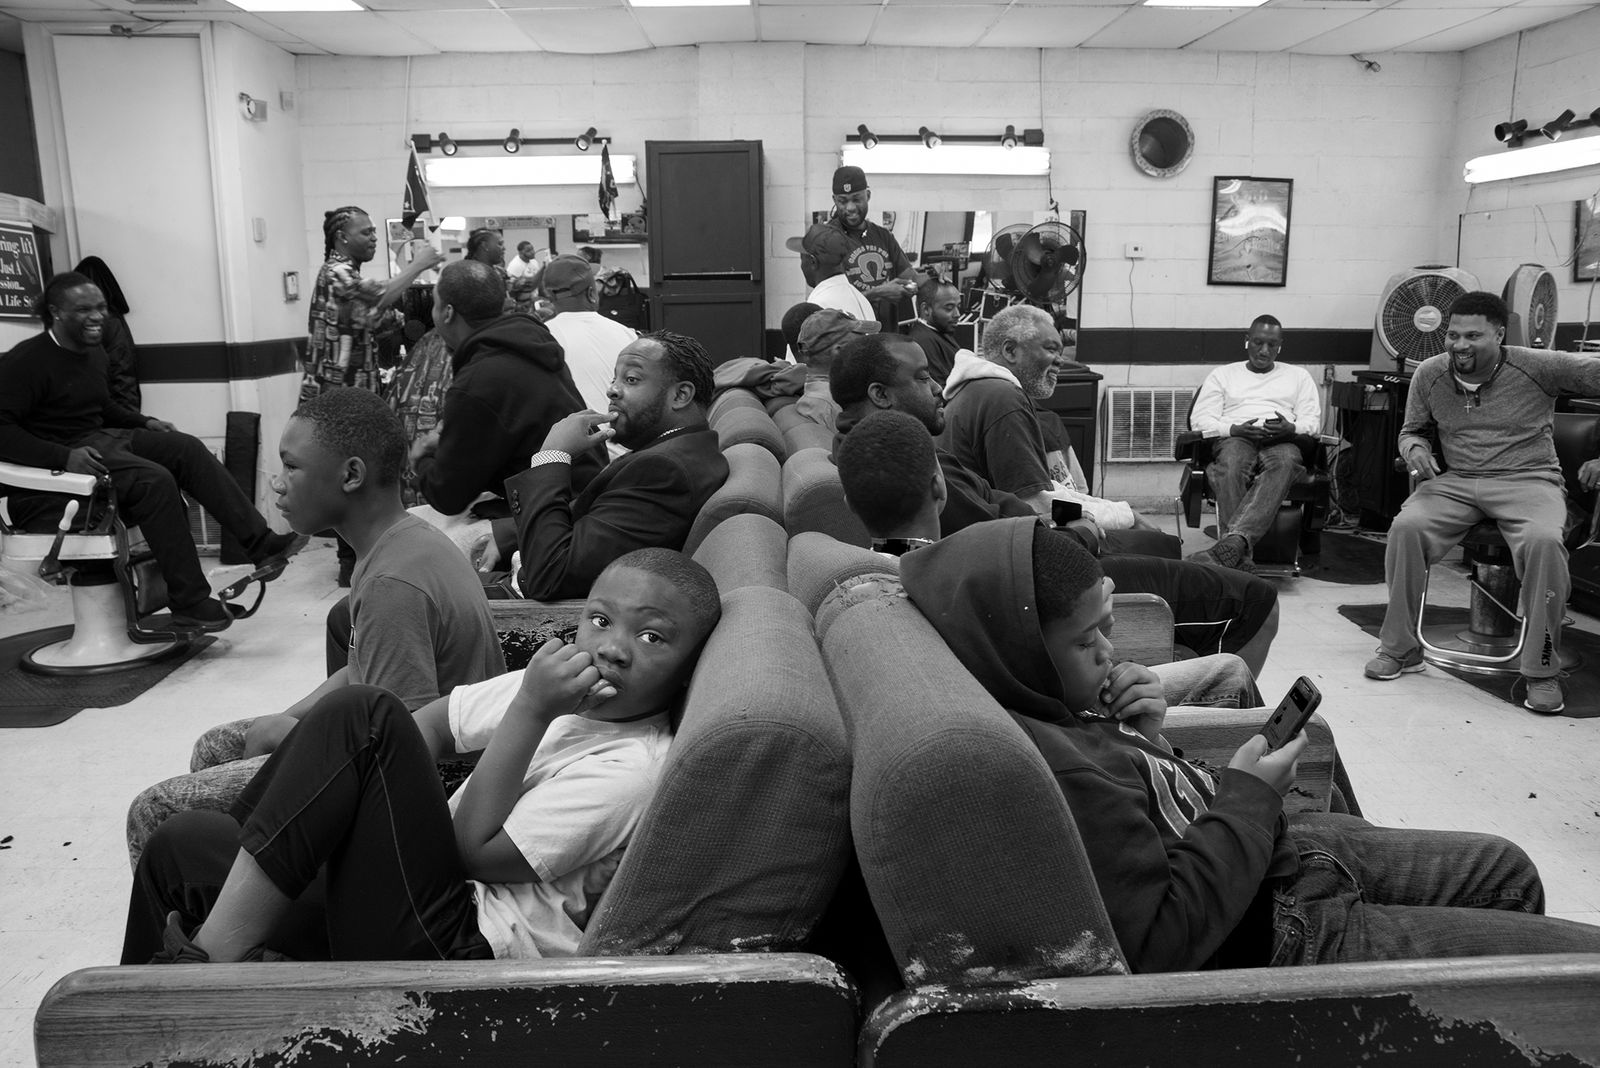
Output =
[
  {"x1": 149, "y1": 910, "x2": 283, "y2": 964},
  {"x1": 170, "y1": 598, "x2": 234, "y2": 633},
  {"x1": 1209, "y1": 534, "x2": 1256, "y2": 573},
  {"x1": 1523, "y1": 676, "x2": 1565, "y2": 714},
  {"x1": 1364, "y1": 649, "x2": 1425, "y2": 680},
  {"x1": 149, "y1": 911, "x2": 211, "y2": 965}
]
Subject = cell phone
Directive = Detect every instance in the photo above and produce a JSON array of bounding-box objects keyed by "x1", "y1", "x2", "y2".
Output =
[
  {"x1": 1261, "y1": 676, "x2": 1322, "y2": 751},
  {"x1": 1051, "y1": 499, "x2": 1084, "y2": 526}
]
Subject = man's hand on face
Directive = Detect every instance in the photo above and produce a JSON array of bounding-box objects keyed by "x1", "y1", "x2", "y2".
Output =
[{"x1": 541, "y1": 411, "x2": 615, "y2": 457}]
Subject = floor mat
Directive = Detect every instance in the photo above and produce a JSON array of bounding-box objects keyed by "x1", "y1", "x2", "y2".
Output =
[
  {"x1": 1338, "y1": 604, "x2": 1600, "y2": 719},
  {"x1": 1301, "y1": 532, "x2": 1389, "y2": 586},
  {"x1": 0, "y1": 624, "x2": 214, "y2": 728}
]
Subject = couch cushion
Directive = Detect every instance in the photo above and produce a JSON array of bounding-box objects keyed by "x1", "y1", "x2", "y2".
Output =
[
  {"x1": 716, "y1": 406, "x2": 787, "y2": 465},
  {"x1": 579, "y1": 585, "x2": 853, "y2": 956},
  {"x1": 786, "y1": 531, "x2": 900, "y2": 618},
  {"x1": 783, "y1": 448, "x2": 869, "y2": 548},
  {"x1": 819, "y1": 580, "x2": 1128, "y2": 985},
  {"x1": 682, "y1": 443, "x2": 782, "y2": 557},
  {"x1": 691, "y1": 512, "x2": 788, "y2": 596},
  {"x1": 708, "y1": 387, "x2": 765, "y2": 429}
]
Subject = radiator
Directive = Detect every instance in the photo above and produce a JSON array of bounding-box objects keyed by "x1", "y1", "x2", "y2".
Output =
[{"x1": 1103, "y1": 387, "x2": 1193, "y2": 462}]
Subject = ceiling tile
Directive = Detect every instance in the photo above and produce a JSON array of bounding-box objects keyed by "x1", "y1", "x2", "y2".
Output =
[
  {"x1": 0, "y1": 7, "x2": 124, "y2": 21},
  {"x1": 495, "y1": 0, "x2": 624, "y2": 7},
  {"x1": 1291, "y1": 6, "x2": 1485, "y2": 51},
  {"x1": 1186, "y1": 7, "x2": 1371, "y2": 50},
  {"x1": 757, "y1": 4, "x2": 875, "y2": 41},
  {"x1": 756, "y1": 0, "x2": 877, "y2": 7},
  {"x1": 977, "y1": 5, "x2": 1125, "y2": 45},
  {"x1": 1080, "y1": 6, "x2": 1240, "y2": 48},
  {"x1": 379, "y1": 8, "x2": 540, "y2": 48},
  {"x1": 1399, "y1": 2, "x2": 1589, "y2": 47},
  {"x1": 888, "y1": 0, "x2": 1011, "y2": 7},
  {"x1": 361, "y1": 0, "x2": 499, "y2": 9},
  {"x1": 264, "y1": 11, "x2": 437, "y2": 53},
  {"x1": 868, "y1": 4, "x2": 1001, "y2": 45},
  {"x1": 506, "y1": 7, "x2": 648, "y2": 51},
  {"x1": 633, "y1": 5, "x2": 755, "y2": 44}
]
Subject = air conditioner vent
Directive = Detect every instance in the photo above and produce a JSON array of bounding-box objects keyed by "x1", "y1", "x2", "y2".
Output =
[{"x1": 1105, "y1": 387, "x2": 1193, "y2": 462}]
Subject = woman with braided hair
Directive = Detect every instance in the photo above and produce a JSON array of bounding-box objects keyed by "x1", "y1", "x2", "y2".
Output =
[{"x1": 304, "y1": 206, "x2": 442, "y2": 582}]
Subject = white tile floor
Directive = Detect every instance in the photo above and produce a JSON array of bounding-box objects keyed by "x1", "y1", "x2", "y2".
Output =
[{"x1": 4, "y1": 527, "x2": 1600, "y2": 1068}]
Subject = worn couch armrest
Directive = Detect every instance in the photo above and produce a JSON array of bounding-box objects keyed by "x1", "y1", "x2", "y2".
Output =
[
  {"x1": 37, "y1": 955, "x2": 857, "y2": 1068},
  {"x1": 1162, "y1": 708, "x2": 1338, "y2": 814},
  {"x1": 1110, "y1": 592, "x2": 1174, "y2": 667}
]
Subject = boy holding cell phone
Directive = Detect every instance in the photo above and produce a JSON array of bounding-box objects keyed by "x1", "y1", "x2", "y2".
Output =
[{"x1": 899, "y1": 517, "x2": 1600, "y2": 972}]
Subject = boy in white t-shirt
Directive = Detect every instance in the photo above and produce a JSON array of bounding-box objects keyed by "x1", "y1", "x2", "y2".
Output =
[{"x1": 121, "y1": 548, "x2": 721, "y2": 965}]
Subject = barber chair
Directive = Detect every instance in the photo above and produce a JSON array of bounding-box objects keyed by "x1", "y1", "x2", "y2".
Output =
[
  {"x1": 1409, "y1": 411, "x2": 1600, "y2": 676},
  {"x1": 0, "y1": 461, "x2": 199, "y2": 674},
  {"x1": 1173, "y1": 413, "x2": 1332, "y2": 576}
]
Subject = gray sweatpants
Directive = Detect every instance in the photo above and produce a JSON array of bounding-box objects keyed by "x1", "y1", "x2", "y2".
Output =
[{"x1": 1377, "y1": 472, "x2": 1568, "y2": 679}]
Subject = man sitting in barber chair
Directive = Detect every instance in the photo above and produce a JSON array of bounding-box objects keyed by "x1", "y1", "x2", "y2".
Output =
[
  {"x1": 1187, "y1": 314, "x2": 1322, "y2": 573},
  {"x1": 0, "y1": 272, "x2": 301, "y2": 631},
  {"x1": 1366, "y1": 291, "x2": 1600, "y2": 714}
]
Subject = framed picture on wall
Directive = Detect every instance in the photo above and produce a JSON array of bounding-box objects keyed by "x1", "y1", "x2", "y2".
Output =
[
  {"x1": 1207, "y1": 176, "x2": 1293, "y2": 287},
  {"x1": 1576, "y1": 195, "x2": 1600, "y2": 283}
]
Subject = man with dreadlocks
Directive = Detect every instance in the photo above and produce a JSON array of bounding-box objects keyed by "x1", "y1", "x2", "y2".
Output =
[{"x1": 305, "y1": 205, "x2": 442, "y2": 583}]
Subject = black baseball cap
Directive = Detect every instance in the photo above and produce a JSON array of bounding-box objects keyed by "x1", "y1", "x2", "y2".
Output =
[{"x1": 833, "y1": 166, "x2": 869, "y2": 196}]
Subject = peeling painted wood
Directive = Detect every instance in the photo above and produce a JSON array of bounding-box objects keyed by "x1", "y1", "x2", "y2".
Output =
[
  {"x1": 861, "y1": 955, "x2": 1600, "y2": 1067},
  {"x1": 35, "y1": 955, "x2": 856, "y2": 1068}
]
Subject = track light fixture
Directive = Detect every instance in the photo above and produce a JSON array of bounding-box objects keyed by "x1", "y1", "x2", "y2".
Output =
[
  {"x1": 438, "y1": 132, "x2": 458, "y2": 156},
  {"x1": 1000, "y1": 124, "x2": 1018, "y2": 150},
  {"x1": 1540, "y1": 109, "x2": 1576, "y2": 141},
  {"x1": 503, "y1": 128, "x2": 521, "y2": 153},
  {"x1": 575, "y1": 127, "x2": 598, "y2": 152},
  {"x1": 857, "y1": 124, "x2": 879, "y2": 150},
  {"x1": 1494, "y1": 119, "x2": 1527, "y2": 145},
  {"x1": 919, "y1": 126, "x2": 941, "y2": 149}
]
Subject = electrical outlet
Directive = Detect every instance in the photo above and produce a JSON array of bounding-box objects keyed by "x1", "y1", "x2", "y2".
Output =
[{"x1": 1124, "y1": 242, "x2": 1146, "y2": 259}]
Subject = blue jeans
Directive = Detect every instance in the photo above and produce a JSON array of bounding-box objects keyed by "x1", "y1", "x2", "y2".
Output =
[
  {"x1": 1209, "y1": 438, "x2": 1304, "y2": 548},
  {"x1": 1152, "y1": 653, "x2": 1262, "y2": 709},
  {"x1": 1268, "y1": 812, "x2": 1600, "y2": 964}
]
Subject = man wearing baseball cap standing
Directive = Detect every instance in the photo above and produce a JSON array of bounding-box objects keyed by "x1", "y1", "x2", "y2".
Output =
[
  {"x1": 825, "y1": 166, "x2": 920, "y2": 326},
  {"x1": 793, "y1": 307, "x2": 879, "y2": 431}
]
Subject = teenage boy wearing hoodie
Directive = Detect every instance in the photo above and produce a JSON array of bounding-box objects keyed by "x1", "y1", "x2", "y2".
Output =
[
  {"x1": 410, "y1": 260, "x2": 599, "y2": 540},
  {"x1": 899, "y1": 517, "x2": 1600, "y2": 971}
]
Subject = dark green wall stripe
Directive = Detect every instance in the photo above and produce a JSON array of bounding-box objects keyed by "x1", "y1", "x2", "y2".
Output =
[{"x1": 136, "y1": 337, "x2": 304, "y2": 383}]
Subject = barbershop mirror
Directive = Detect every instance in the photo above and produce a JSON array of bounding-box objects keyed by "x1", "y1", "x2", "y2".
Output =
[
  {"x1": 864, "y1": 208, "x2": 1085, "y2": 335},
  {"x1": 384, "y1": 181, "x2": 650, "y2": 287},
  {"x1": 1457, "y1": 195, "x2": 1600, "y2": 350}
]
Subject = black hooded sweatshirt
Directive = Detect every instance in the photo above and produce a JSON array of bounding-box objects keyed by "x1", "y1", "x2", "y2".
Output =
[
  {"x1": 899, "y1": 517, "x2": 1295, "y2": 973},
  {"x1": 414, "y1": 314, "x2": 594, "y2": 515}
]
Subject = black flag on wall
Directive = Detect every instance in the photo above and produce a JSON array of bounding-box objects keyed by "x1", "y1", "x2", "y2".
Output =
[
  {"x1": 598, "y1": 142, "x2": 618, "y2": 221},
  {"x1": 402, "y1": 148, "x2": 430, "y2": 229}
]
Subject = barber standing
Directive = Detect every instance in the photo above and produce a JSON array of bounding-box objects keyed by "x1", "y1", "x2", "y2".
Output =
[{"x1": 825, "y1": 166, "x2": 919, "y2": 329}]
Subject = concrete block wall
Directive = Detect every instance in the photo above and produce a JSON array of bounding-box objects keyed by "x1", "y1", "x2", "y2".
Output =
[
  {"x1": 1446, "y1": 7, "x2": 1600, "y2": 329},
  {"x1": 297, "y1": 42, "x2": 1467, "y2": 337}
]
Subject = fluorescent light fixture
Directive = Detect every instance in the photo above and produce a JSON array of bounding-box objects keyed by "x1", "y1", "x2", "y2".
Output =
[
  {"x1": 438, "y1": 217, "x2": 467, "y2": 233},
  {"x1": 1463, "y1": 135, "x2": 1600, "y2": 184},
  {"x1": 424, "y1": 154, "x2": 637, "y2": 188},
  {"x1": 630, "y1": 0, "x2": 749, "y2": 7},
  {"x1": 841, "y1": 143, "x2": 1050, "y2": 177},
  {"x1": 1143, "y1": 0, "x2": 1269, "y2": 7},
  {"x1": 227, "y1": 0, "x2": 362, "y2": 11}
]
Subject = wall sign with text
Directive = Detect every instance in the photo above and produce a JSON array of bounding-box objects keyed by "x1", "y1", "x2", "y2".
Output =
[{"x1": 0, "y1": 219, "x2": 43, "y2": 320}]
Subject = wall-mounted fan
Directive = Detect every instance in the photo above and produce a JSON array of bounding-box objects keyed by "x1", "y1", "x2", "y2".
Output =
[
  {"x1": 980, "y1": 220, "x2": 1087, "y2": 312},
  {"x1": 1370, "y1": 265, "x2": 1480, "y2": 372},
  {"x1": 1503, "y1": 263, "x2": 1558, "y2": 349}
]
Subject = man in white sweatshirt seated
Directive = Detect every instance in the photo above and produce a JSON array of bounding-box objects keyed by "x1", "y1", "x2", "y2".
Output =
[
  {"x1": 939, "y1": 304, "x2": 1162, "y2": 540},
  {"x1": 1186, "y1": 314, "x2": 1322, "y2": 572}
]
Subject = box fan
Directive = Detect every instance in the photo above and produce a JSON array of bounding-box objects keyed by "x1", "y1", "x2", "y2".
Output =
[
  {"x1": 1503, "y1": 263, "x2": 1558, "y2": 349},
  {"x1": 1369, "y1": 265, "x2": 1479, "y2": 372}
]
